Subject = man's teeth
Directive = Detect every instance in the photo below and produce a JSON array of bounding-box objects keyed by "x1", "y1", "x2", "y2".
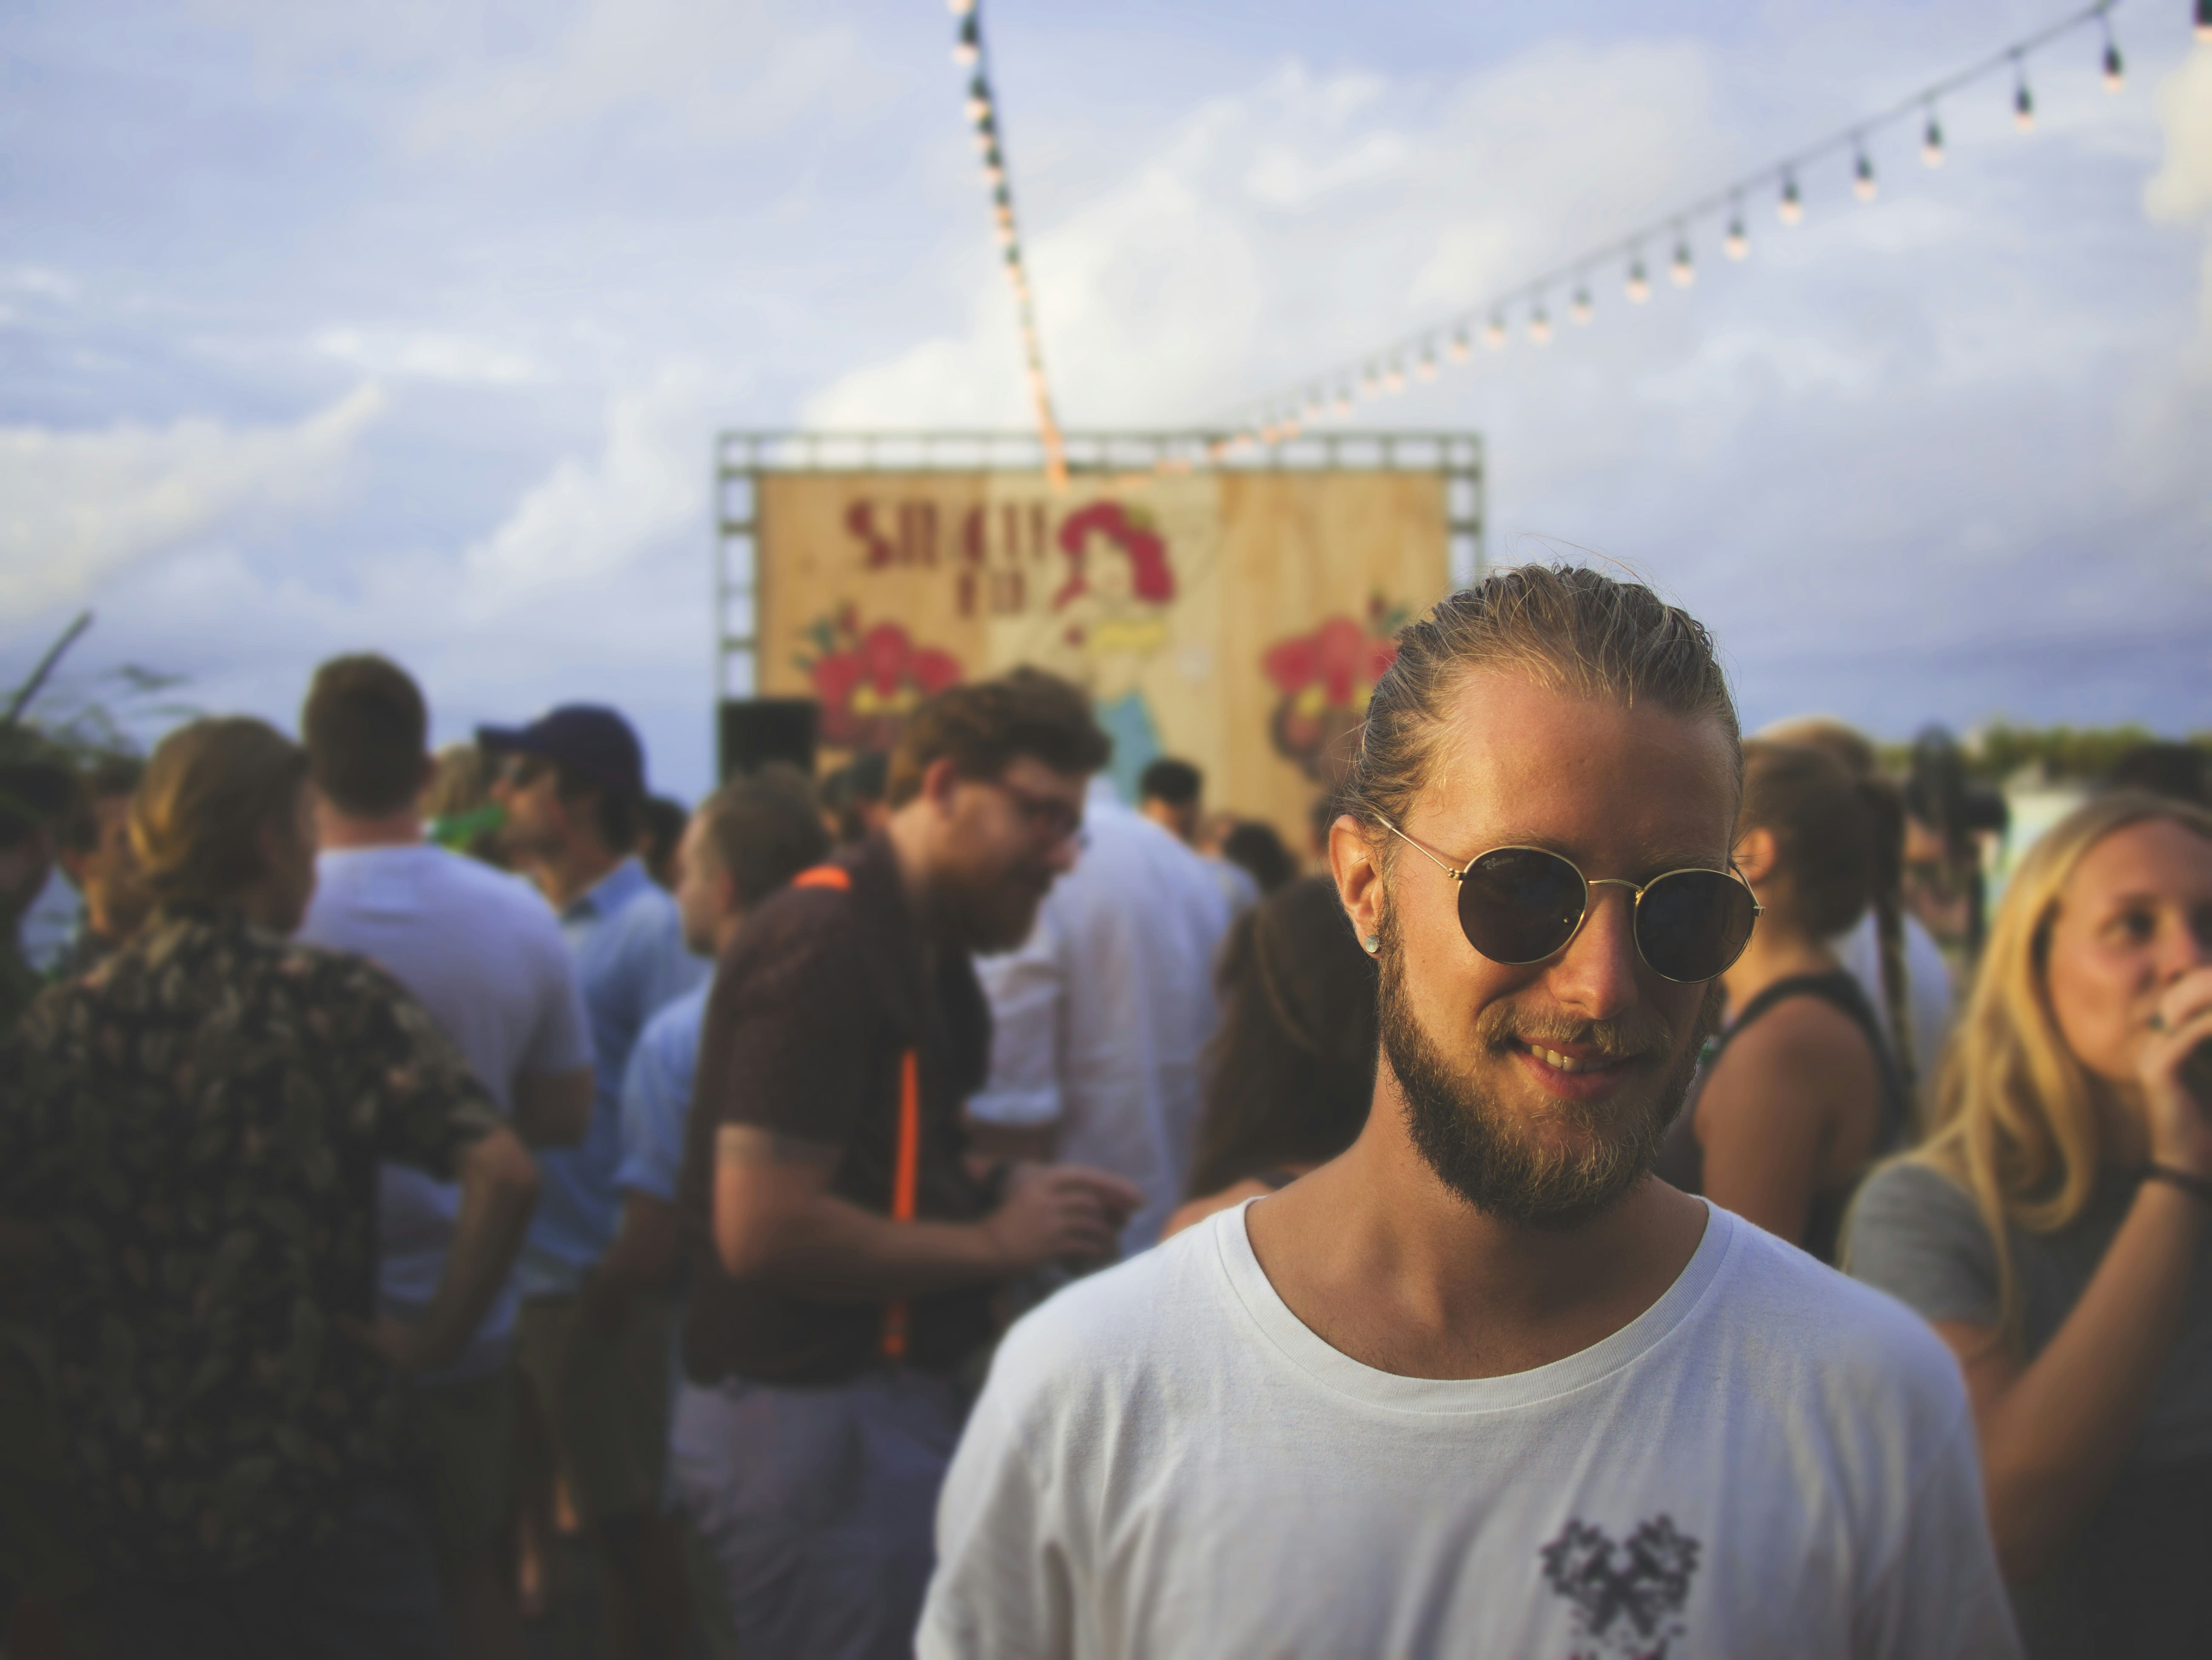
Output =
[{"x1": 1534, "y1": 1047, "x2": 1611, "y2": 1074}]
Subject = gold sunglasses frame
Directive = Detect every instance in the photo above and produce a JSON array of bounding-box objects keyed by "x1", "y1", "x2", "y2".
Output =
[{"x1": 1375, "y1": 816, "x2": 1762, "y2": 983}]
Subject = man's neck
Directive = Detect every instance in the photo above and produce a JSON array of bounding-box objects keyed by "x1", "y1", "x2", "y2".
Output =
[
  {"x1": 884, "y1": 808, "x2": 951, "y2": 952},
  {"x1": 531, "y1": 840, "x2": 624, "y2": 912},
  {"x1": 315, "y1": 804, "x2": 423, "y2": 851},
  {"x1": 1244, "y1": 1068, "x2": 1708, "y2": 1382}
]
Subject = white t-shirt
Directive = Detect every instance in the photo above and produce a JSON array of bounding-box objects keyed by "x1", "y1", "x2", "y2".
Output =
[
  {"x1": 299, "y1": 844, "x2": 592, "y2": 1378},
  {"x1": 921, "y1": 1201, "x2": 2019, "y2": 1660}
]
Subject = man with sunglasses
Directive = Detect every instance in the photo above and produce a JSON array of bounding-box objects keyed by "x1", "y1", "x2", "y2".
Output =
[
  {"x1": 921, "y1": 568, "x2": 2018, "y2": 1659},
  {"x1": 481, "y1": 703, "x2": 707, "y2": 1658},
  {"x1": 672, "y1": 668, "x2": 1143, "y2": 1660}
]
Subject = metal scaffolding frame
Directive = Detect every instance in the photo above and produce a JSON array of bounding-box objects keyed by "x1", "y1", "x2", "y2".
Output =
[{"x1": 713, "y1": 428, "x2": 1485, "y2": 702}]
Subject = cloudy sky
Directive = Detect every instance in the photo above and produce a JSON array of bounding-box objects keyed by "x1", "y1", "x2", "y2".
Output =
[{"x1": 4, "y1": 0, "x2": 2209, "y2": 798}]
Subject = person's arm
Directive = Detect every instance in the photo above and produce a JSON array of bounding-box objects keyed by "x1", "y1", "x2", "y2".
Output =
[
  {"x1": 713, "y1": 1126, "x2": 1137, "y2": 1301},
  {"x1": 1695, "y1": 1003, "x2": 1873, "y2": 1247},
  {"x1": 1931, "y1": 965, "x2": 2212, "y2": 1580},
  {"x1": 512, "y1": 1064, "x2": 593, "y2": 1147},
  {"x1": 363, "y1": 1126, "x2": 540, "y2": 1373}
]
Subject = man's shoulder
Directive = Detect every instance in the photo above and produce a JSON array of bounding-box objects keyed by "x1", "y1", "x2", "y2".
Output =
[
  {"x1": 984, "y1": 1219, "x2": 1231, "y2": 1411},
  {"x1": 1707, "y1": 1209, "x2": 1965, "y2": 1404}
]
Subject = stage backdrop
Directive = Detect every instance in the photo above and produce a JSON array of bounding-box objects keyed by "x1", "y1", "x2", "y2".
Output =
[{"x1": 757, "y1": 468, "x2": 1451, "y2": 849}]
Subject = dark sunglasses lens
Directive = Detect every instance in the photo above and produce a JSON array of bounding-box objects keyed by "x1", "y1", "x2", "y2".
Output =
[
  {"x1": 1456, "y1": 847, "x2": 1586, "y2": 964},
  {"x1": 1635, "y1": 870, "x2": 1758, "y2": 981}
]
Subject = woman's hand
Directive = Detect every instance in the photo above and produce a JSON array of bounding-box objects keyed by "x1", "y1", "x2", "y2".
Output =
[{"x1": 2140, "y1": 964, "x2": 2212, "y2": 1179}]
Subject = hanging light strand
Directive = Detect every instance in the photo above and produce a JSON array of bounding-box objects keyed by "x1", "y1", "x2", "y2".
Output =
[
  {"x1": 950, "y1": 0, "x2": 1068, "y2": 486},
  {"x1": 1220, "y1": 0, "x2": 2127, "y2": 444}
]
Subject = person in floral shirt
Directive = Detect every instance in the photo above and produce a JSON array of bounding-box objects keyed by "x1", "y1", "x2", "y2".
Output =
[{"x1": 0, "y1": 716, "x2": 539, "y2": 1657}]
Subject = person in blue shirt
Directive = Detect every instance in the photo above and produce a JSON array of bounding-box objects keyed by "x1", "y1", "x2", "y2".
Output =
[
  {"x1": 483, "y1": 705, "x2": 707, "y2": 1660},
  {"x1": 593, "y1": 781, "x2": 830, "y2": 1361}
]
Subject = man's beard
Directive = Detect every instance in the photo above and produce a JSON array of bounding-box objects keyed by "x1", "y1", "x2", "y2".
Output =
[
  {"x1": 935, "y1": 856, "x2": 1056, "y2": 954},
  {"x1": 1377, "y1": 927, "x2": 1716, "y2": 1230}
]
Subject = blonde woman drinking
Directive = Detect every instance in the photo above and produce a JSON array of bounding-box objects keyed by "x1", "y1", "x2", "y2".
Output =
[{"x1": 1845, "y1": 791, "x2": 2212, "y2": 1657}]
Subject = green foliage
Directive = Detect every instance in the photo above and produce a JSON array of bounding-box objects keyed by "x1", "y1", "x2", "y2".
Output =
[{"x1": 1880, "y1": 723, "x2": 2212, "y2": 784}]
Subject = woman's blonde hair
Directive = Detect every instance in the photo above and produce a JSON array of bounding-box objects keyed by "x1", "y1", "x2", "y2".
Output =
[{"x1": 1917, "y1": 789, "x2": 2212, "y2": 1343}]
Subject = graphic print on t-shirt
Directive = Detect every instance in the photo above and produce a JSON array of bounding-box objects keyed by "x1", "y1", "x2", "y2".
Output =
[{"x1": 1538, "y1": 1514, "x2": 1700, "y2": 1660}]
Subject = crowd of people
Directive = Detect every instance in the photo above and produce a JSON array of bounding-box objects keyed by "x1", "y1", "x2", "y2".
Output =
[{"x1": 0, "y1": 563, "x2": 2209, "y2": 1659}]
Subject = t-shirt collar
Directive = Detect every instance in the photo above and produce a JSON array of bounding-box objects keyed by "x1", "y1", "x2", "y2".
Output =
[{"x1": 1209, "y1": 1196, "x2": 1736, "y2": 1417}]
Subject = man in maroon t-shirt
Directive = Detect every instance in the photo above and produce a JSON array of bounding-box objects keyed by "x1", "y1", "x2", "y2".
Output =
[{"x1": 672, "y1": 669, "x2": 1141, "y2": 1660}]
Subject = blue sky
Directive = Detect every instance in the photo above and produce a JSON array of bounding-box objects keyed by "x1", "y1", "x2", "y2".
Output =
[{"x1": 3, "y1": 0, "x2": 2209, "y2": 800}]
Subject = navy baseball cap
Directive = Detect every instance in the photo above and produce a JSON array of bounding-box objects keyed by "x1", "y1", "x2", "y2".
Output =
[{"x1": 477, "y1": 705, "x2": 646, "y2": 797}]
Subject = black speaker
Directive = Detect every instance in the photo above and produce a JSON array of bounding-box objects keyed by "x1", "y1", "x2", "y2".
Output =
[{"x1": 718, "y1": 699, "x2": 819, "y2": 784}]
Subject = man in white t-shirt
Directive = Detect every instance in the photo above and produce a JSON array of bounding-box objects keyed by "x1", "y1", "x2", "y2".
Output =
[
  {"x1": 969, "y1": 776, "x2": 1235, "y2": 1249},
  {"x1": 294, "y1": 655, "x2": 595, "y2": 1660},
  {"x1": 921, "y1": 568, "x2": 2020, "y2": 1660}
]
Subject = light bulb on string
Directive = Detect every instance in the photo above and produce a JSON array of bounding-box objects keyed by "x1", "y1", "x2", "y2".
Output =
[
  {"x1": 1483, "y1": 314, "x2": 1507, "y2": 350},
  {"x1": 1360, "y1": 364, "x2": 1382, "y2": 398},
  {"x1": 1778, "y1": 173, "x2": 1803, "y2": 225},
  {"x1": 1625, "y1": 259, "x2": 1650, "y2": 304},
  {"x1": 1853, "y1": 148, "x2": 1878, "y2": 202},
  {"x1": 2013, "y1": 59, "x2": 2035, "y2": 132},
  {"x1": 1383, "y1": 360, "x2": 1407, "y2": 394},
  {"x1": 1724, "y1": 213, "x2": 1748, "y2": 262},
  {"x1": 1303, "y1": 392, "x2": 1324, "y2": 422},
  {"x1": 948, "y1": 0, "x2": 976, "y2": 16},
  {"x1": 995, "y1": 222, "x2": 1015, "y2": 249},
  {"x1": 1571, "y1": 285, "x2": 1593, "y2": 325},
  {"x1": 1921, "y1": 110, "x2": 1945, "y2": 168},
  {"x1": 1415, "y1": 348, "x2": 1438, "y2": 382},
  {"x1": 966, "y1": 78, "x2": 991, "y2": 124},
  {"x1": 1279, "y1": 415, "x2": 1302, "y2": 440},
  {"x1": 2100, "y1": 18, "x2": 2124, "y2": 91},
  {"x1": 1528, "y1": 305, "x2": 1552, "y2": 345},
  {"x1": 983, "y1": 150, "x2": 1005, "y2": 186},
  {"x1": 953, "y1": 13, "x2": 980, "y2": 66},
  {"x1": 1448, "y1": 328, "x2": 1471, "y2": 364},
  {"x1": 2199, "y1": 0, "x2": 2212, "y2": 45},
  {"x1": 973, "y1": 120, "x2": 997, "y2": 156},
  {"x1": 1670, "y1": 239, "x2": 1694, "y2": 287},
  {"x1": 1333, "y1": 385, "x2": 1354, "y2": 416}
]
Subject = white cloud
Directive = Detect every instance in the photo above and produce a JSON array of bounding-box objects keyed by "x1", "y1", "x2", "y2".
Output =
[
  {"x1": 0, "y1": 384, "x2": 385, "y2": 613},
  {"x1": 803, "y1": 38, "x2": 1732, "y2": 431},
  {"x1": 312, "y1": 325, "x2": 539, "y2": 385},
  {"x1": 457, "y1": 364, "x2": 710, "y2": 610},
  {"x1": 399, "y1": 0, "x2": 861, "y2": 156},
  {"x1": 2144, "y1": 48, "x2": 2212, "y2": 228}
]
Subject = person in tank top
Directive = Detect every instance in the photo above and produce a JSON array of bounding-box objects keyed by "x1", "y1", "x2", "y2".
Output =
[{"x1": 1657, "y1": 740, "x2": 1908, "y2": 1262}]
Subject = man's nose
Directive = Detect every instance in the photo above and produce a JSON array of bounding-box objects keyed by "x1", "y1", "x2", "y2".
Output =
[{"x1": 1545, "y1": 885, "x2": 1642, "y2": 1020}]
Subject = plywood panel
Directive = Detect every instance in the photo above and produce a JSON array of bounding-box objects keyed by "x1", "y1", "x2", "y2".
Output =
[{"x1": 756, "y1": 467, "x2": 1449, "y2": 859}]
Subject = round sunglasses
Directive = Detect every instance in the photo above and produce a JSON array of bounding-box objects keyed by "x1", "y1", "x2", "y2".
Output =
[{"x1": 1378, "y1": 818, "x2": 1761, "y2": 984}]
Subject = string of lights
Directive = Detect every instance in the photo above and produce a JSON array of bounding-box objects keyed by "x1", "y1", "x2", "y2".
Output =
[
  {"x1": 949, "y1": 0, "x2": 1068, "y2": 488},
  {"x1": 1220, "y1": 0, "x2": 2146, "y2": 453}
]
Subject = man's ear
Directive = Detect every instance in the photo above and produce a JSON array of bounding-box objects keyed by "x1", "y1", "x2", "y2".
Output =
[
  {"x1": 1329, "y1": 814, "x2": 1386, "y2": 948},
  {"x1": 918, "y1": 756, "x2": 964, "y2": 817}
]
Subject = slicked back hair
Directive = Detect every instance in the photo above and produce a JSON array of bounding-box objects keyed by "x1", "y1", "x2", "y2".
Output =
[{"x1": 1340, "y1": 565, "x2": 1740, "y2": 850}]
